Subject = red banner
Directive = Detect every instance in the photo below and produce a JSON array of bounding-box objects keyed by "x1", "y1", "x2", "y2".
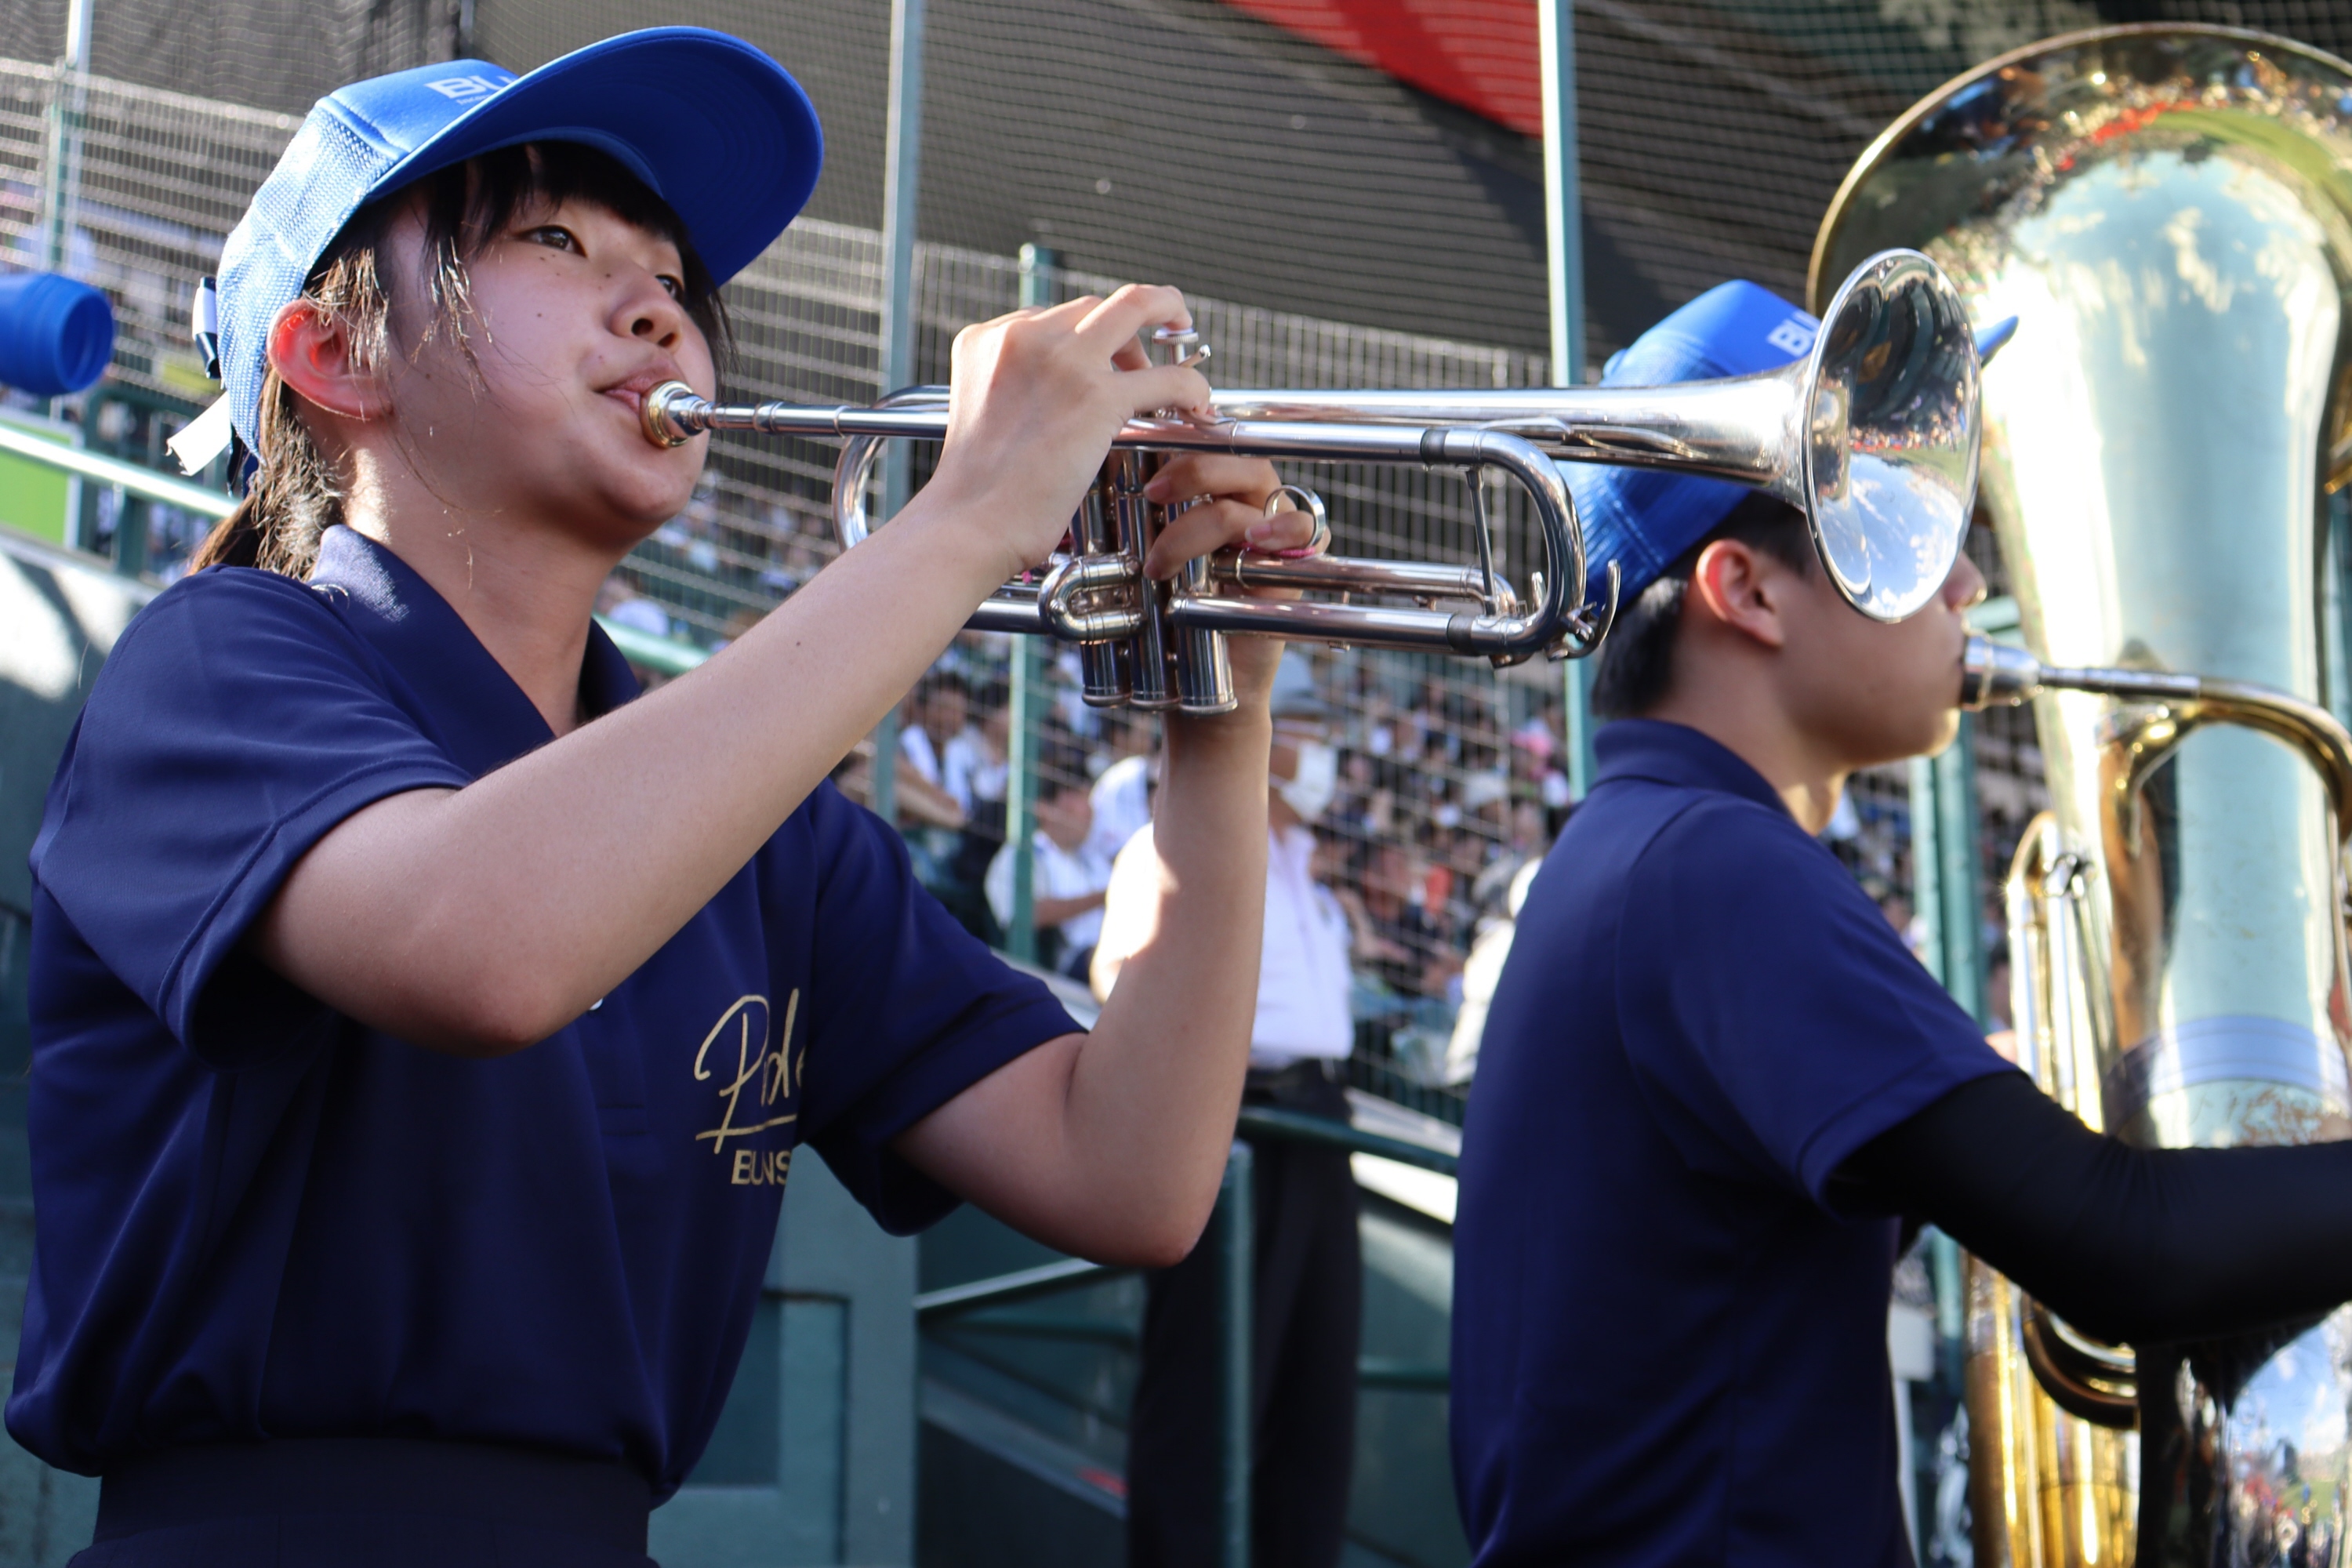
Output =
[{"x1": 1222, "y1": 0, "x2": 1543, "y2": 137}]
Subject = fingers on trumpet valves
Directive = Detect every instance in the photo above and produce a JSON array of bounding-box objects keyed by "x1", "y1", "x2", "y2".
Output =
[{"x1": 1142, "y1": 494, "x2": 1313, "y2": 579}]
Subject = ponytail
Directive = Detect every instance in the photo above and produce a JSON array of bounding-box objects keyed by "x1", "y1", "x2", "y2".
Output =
[{"x1": 187, "y1": 238, "x2": 392, "y2": 579}]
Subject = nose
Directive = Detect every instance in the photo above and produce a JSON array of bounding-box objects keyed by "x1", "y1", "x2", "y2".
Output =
[
  {"x1": 616, "y1": 267, "x2": 688, "y2": 351},
  {"x1": 1942, "y1": 543, "x2": 1987, "y2": 612}
]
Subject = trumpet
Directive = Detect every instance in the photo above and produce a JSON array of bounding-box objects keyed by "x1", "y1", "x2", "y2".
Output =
[{"x1": 641, "y1": 249, "x2": 1984, "y2": 713}]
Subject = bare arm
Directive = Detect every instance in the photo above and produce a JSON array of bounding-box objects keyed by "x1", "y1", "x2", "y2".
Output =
[
  {"x1": 253, "y1": 288, "x2": 1218, "y2": 1055},
  {"x1": 891, "y1": 451, "x2": 1300, "y2": 1267},
  {"x1": 894, "y1": 705, "x2": 1271, "y2": 1266}
]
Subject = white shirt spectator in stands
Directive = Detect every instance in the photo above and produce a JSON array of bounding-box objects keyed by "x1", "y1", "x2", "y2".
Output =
[
  {"x1": 1087, "y1": 753, "x2": 1154, "y2": 862},
  {"x1": 898, "y1": 724, "x2": 943, "y2": 788},
  {"x1": 605, "y1": 596, "x2": 670, "y2": 638},
  {"x1": 941, "y1": 725, "x2": 992, "y2": 816},
  {"x1": 1099, "y1": 824, "x2": 1352, "y2": 1069},
  {"x1": 1444, "y1": 858, "x2": 1542, "y2": 1084},
  {"x1": 985, "y1": 831, "x2": 1113, "y2": 954}
]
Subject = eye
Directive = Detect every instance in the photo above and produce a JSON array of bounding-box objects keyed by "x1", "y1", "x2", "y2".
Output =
[
  {"x1": 657, "y1": 274, "x2": 685, "y2": 303},
  {"x1": 524, "y1": 224, "x2": 579, "y2": 253}
]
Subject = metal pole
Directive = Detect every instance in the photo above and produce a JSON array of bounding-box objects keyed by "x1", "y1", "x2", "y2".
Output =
[
  {"x1": 1004, "y1": 638, "x2": 1040, "y2": 960},
  {"x1": 1907, "y1": 754, "x2": 1943, "y2": 990},
  {"x1": 1002, "y1": 245, "x2": 1058, "y2": 962},
  {"x1": 870, "y1": 0, "x2": 925, "y2": 828},
  {"x1": 1906, "y1": 724, "x2": 1985, "y2": 1021},
  {"x1": 1218, "y1": 1141, "x2": 1254, "y2": 1568},
  {"x1": 1539, "y1": 0, "x2": 1597, "y2": 798},
  {"x1": 42, "y1": 0, "x2": 91, "y2": 276},
  {"x1": 1934, "y1": 716, "x2": 1985, "y2": 1021},
  {"x1": 1537, "y1": 0, "x2": 1585, "y2": 390}
]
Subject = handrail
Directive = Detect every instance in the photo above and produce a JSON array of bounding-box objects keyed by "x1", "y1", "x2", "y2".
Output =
[
  {"x1": 1236, "y1": 1105, "x2": 1458, "y2": 1175},
  {"x1": 915, "y1": 1256, "x2": 1131, "y2": 1320},
  {"x1": 919, "y1": 1109, "x2": 1455, "y2": 1324},
  {"x1": 0, "y1": 419, "x2": 234, "y2": 517},
  {"x1": 0, "y1": 425, "x2": 738, "y2": 677}
]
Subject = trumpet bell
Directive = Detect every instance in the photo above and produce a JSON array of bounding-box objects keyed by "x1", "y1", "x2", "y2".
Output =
[
  {"x1": 1805, "y1": 249, "x2": 1981, "y2": 622},
  {"x1": 1210, "y1": 249, "x2": 1980, "y2": 622}
]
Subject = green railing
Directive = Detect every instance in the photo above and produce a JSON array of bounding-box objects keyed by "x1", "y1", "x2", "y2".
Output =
[{"x1": 916, "y1": 1111, "x2": 1457, "y2": 1568}]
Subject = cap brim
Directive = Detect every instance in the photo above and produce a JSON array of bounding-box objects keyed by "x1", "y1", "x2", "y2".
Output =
[{"x1": 383, "y1": 27, "x2": 822, "y2": 285}]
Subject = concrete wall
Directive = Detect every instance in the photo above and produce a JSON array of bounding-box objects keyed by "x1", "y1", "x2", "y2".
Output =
[{"x1": 0, "y1": 528, "x2": 150, "y2": 1563}]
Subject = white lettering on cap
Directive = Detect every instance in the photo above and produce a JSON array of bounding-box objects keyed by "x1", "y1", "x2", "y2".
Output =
[
  {"x1": 425, "y1": 74, "x2": 509, "y2": 103},
  {"x1": 1766, "y1": 315, "x2": 1817, "y2": 357}
]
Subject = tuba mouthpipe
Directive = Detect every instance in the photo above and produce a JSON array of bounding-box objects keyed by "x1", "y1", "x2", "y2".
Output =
[{"x1": 1961, "y1": 637, "x2": 2352, "y2": 848}]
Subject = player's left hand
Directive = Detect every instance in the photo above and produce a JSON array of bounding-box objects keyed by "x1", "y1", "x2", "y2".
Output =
[{"x1": 1138, "y1": 452, "x2": 1320, "y2": 716}]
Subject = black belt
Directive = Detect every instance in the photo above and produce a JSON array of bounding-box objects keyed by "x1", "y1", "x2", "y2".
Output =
[{"x1": 96, "y1": 1437, "x2": 652, "y2": 1554}]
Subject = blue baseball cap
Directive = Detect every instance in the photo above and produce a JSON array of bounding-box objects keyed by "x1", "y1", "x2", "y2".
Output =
[
  {"x1": 211, "y1": 27, "x2": 822, "y2": 458},
  {"x1": 1574, "y1": 281, "x2": 1817, "y2": 604}
]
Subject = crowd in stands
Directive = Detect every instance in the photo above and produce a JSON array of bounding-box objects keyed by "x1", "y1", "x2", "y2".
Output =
[
  {"x1": 596, "y1": 540, "x2": 2033, "y2": 1110},
  {"x1": 822, "y1": 632, "x2": 1581, "y2": 1102}
]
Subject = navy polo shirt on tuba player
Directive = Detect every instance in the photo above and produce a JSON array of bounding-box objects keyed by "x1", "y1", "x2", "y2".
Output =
[
  {"x1": 1450, "y1": 720, "x2": 2011, "y2": 1567},
  {"x1": 9, "y1": 525, "x2": 1077, "y2": 1492}
]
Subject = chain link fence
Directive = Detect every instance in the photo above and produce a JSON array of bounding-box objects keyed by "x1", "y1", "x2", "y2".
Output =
[
  {"x1": 0, "y1": 16, "x2": 2115, "y2": 1120},
  {"x1": 0, "y1": 56, "x2": 1598, "y2": 1121},
  {"x1": 0, "y1": 44, "x2": 2064, "y2": 1123}
]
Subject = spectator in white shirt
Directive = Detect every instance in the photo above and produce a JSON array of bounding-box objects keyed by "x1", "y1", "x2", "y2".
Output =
[
  {"x1": 1085, "y1": 717, "x2": 1158, "y2": 865},
  {"x1": 894, "y1": 676, "x2": 970, "y2": 829},
  {"x1": 1094, "y1": 654, "x2": 1357, "y2": 1568},
  {"x1": 985, "y1": 775, "x2": 1112, "y2": 978}
]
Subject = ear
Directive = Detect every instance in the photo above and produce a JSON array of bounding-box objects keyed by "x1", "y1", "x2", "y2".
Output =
[
  {"x1": 1686, "y1": 537, "x2": 1793, "y2": 652},
  {"x1": 267, "y1": 299, "x2": 390, "y2": 423}
]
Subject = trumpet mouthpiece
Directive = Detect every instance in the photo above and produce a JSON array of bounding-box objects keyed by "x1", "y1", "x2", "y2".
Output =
[
  {"x1": 1961, "y1": 635, "x2": 2044, "y2": 709},
  {"x1": 642, "y1": 380, "x2": 707, "y2": 448}
]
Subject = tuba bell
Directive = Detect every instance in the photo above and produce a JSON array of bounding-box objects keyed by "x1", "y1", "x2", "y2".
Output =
[{"x1": 1814, "y1": 24, "x2": 2352, "y2": 1568}]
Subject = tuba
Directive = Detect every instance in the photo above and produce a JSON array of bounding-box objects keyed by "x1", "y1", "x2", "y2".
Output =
[{"x1": 1814, "y1": 24, "x2": 2352, "y2": 1568}]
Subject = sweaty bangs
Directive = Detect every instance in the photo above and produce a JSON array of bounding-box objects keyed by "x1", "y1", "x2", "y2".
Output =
[{"x1": 402, "y1": 140, "x2": 729, "y2": 349}]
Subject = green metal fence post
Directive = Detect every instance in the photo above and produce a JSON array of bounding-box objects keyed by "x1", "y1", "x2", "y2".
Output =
[
  {"x1": 1907, "y1": 724, "x2": 1987, "y2": 1020},
  {"x1": 870, "y1": 0, "x2": 925, "y2": 832},
  {"x1": 1936, "y1": 716, "x2": 1986, "y2": 1022},
  {"x1": 1004, "y1": 637, "x2": 1040, "y2": 960},
  {"x1": 42, "y1": 0, "x2": 91, "y2": 277},
  {"x1": 1218, "y1": 1141, "x2": 1254, "y2": 1568},
  {"x1": 1563, "y1": 661, "x2": 1597, "y2": 801},
  {"x1": 1540, "y1": 0, "x2": 1593, "y2": 800},
  {"x1": 1000, "y1": 244, "x2": 1058, "y2": 960}
]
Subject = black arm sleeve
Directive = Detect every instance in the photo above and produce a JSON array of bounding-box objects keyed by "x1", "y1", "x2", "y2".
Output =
[{"x1": 1838, "y1": 1071, "x2": 2352, "y2": 1345}]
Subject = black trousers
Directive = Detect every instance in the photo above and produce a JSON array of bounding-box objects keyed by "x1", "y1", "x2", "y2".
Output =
[{"x1": 1127, "y1": 1065, "x2": 1362, "y2": 1568}]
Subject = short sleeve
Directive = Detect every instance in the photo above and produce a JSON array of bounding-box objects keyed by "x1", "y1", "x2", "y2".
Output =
[
  {"x1": 1616, "y1": 799, "x2": 2009, "y2": 1208},
  {"x1": 789, "y1": 784, "x2": 1080, "y2": 1233},
  {"x1": 30, "y1": 572, "x2": 474, "y2": 1068}
]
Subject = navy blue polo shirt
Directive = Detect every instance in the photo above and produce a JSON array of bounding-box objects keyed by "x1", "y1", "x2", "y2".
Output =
[
  {"x1": 1450, "y1": 720, "x2": 2011, "y2": 1567},
  {"x1": 9, "y1": 526, "x2": 1076, "y2": 1495}
]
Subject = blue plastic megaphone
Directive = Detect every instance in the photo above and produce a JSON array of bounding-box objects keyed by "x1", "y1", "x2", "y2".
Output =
[{"x1": 0, "y1": 270, "x2": 115, "y2": 396}]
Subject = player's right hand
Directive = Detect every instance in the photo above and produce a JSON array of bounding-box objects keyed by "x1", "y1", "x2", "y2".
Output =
[{"x1": 927, "y1": 284, "x2": 1211, "y2": 583}]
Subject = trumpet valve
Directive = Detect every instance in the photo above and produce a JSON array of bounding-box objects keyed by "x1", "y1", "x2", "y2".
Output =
[{"x1": 1149, "y1": 325, "x2": 1211, "y2": 369}]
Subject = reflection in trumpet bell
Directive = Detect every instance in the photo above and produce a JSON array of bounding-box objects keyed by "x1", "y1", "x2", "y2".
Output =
[{"x1": 1968, "y1": 1259, "x2": 2140, "y2": 1568}]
